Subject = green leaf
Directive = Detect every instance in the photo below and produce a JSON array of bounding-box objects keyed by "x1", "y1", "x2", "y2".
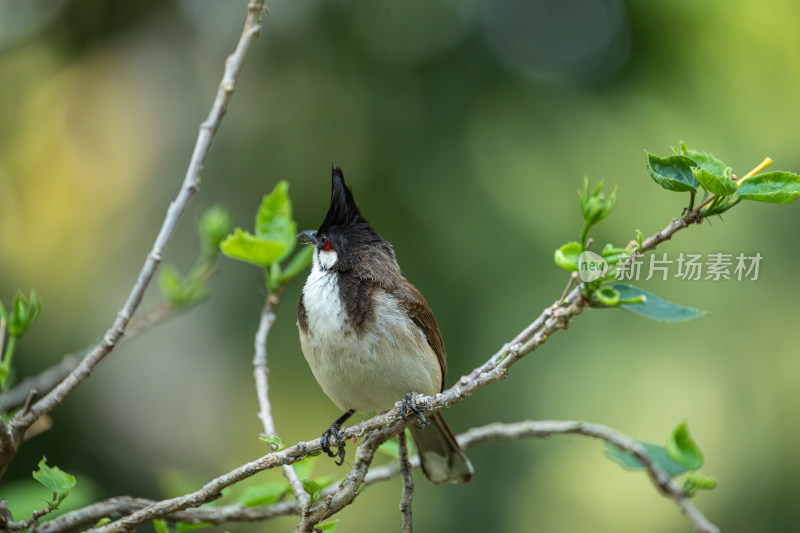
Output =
[
  {"x1": 238, "y1": 482, "x2": 289, "y2": 507},
  {"x1": 220, "y1": 228, "x2": 286, "y2": 268},
  {"x1": 292, "y1": 456, "x2": 316, "y2": 481},
  {"x1": 676, "y1": 142, "x2": 730, "y2": 176},
  {"x1": 317, "y1": 520, "x2": 340, "y2": 532},
  {"x1": 667, "y1": 421, "x2": 703, "y2": 470},
  {"x1": 737, "y1": 171, "x2": 800, "y2": 203},
  {"x1": 646, "y1": 152, "x2": 698, "y2": 193},
  {"x1": 595, "y1": 287, "x2": 619, "y2": 307},
  {"x1": 276, "y1": 246, "x2": 314, "y2": 285},
  {"x1": 1, "y1": 291, "x2": 42, "y2": 338},
  {"x1": 93, "y1": 518, "x2": 112, "y2": 527},
  {"x1": 612, "y1": 283, "x2": 708, "y2": 323},
  {"x1": 302, "y1": 479, "x2": 321, "y2": 503},
  {"x1": 198, "y1": 205, "x2": 232, "y2": 256},
  {"x1": 554, "y1": 242, "x2": 583, "y2": 272},
  {"x1": 153, "y1": 519, "x2": 169, "y2": 533},
  {"x1": 173, "y1": 521, "x2": 213, "y2": 533},
  {"x1": 579, "y1": 178, "x2": 617, "y2": 227},
  {"x1": 4, "y1": 475, "x2": 98, "y2": 523},
  {"x1": 604, "y1": 441, "x2": 690, "y2": 477},
  {"x1": 255, "y1": 181, "x2": 297, "y2": 263},
  {"x1": 684, "y1": 471, "x2": 717, "y2": 494},
  {"x1": 600, "y1": 244, "x2": 630, "y2": 265},
  {"x1": 159, "y1": 266, "x2": 209, "y2": 308},
  {"x1": 693, "y1": 167, "x2": 737, "y2": 197},
  {"x1": 259, "y1": 435, "x2": 284, "y2": 451},
  {"x1": 33, "y1": 457, "x2": 75, "y2": 495}
]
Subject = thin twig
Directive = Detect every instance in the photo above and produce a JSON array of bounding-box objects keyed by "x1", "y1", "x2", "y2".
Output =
[
  {"x1": 397, "y1": 431, "x2": 413, "y2": 533},
  {"x1": 559, "y1": 272, "x2": 578, "y2": 303},
  {"x1": 3, "y1": 502, "x2": 52, "y2": 532},
  {"x1": 0, "y1": 0, "x2": 268, "y2": 480},
  {"x1": 20, "y1": 390, "x2": 36, "y2": 415},
  {"x1": 0, "y1": 317, "x2": 9, "y2": 440},
  {"x1": 0, "y1": 318, "x2": 7, "y2": 364},
  {"x1": 252, "y1": 287, "x2": 309, "y2": 513}
]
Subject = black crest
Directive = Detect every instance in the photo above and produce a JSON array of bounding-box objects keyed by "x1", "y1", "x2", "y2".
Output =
[{"x1": 318, "y1": 165, "x2": 367, "y2": 233}]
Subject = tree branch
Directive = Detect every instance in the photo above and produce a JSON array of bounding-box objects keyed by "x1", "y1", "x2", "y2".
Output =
[
  {"x1": 37, "y1": 420, "x2": 717, "y2": 533},
  {"x1": 456, "y1": 421, "x2": 718, "y2": 533},
  {"x1": 92, "y1": 442, "x2": 311, "y2": 532},
  {"x1": 0, "y1": 0, "x2": 268, "y2": 479},
  {"x1": 252, "y1": 287, "x2": 310, "y2": 513},
  {"x1": 3, "y1": 501, "x2": 52, "y2": 532},
  {"x1": 397, "y1": 431, "x2": 413, "y2": 533},
  {"x1": 295, "y1": 425, "x2": 398, "y2": 532}
]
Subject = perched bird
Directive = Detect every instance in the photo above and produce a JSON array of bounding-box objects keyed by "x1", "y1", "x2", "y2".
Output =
[{"x1": 296, "y1": 166, "x2": 473, "y2": 484}]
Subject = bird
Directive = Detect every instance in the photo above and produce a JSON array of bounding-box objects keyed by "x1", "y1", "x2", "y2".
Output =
[{"x1": 296, "y1": 165, "x2": 473, "y2": 484}]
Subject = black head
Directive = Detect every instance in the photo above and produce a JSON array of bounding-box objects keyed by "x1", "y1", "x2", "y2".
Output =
[{"x1": 297, "y1": 166, "x2": 389, "y2": 271}]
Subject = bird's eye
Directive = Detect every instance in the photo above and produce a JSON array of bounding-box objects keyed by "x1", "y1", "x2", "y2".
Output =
[{"x1": 322, "y1": 241, "x2": 333, "y2": 251}]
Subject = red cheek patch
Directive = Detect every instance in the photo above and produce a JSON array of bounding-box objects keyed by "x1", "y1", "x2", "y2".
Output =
[{"x1": 322, "y1": 241, "x2": 333, "y2": 251}]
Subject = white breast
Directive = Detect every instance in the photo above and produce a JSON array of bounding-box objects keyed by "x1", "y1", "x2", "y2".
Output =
[{"x1": 299, "y1": 252, "x2": 440, "y2": 413}]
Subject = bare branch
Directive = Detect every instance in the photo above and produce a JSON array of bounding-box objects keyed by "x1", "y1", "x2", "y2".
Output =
[
  {"x1": 254, "y1": 292, "x2": 281, "y2": 436},
  {"x1": 92, "y1": 441, "x2": 311, "y2": 532},
  {"x1": 39, "y1": 420, "x2": 717, "y2": 533},
  {"x1": 295, "y1": 426, "x2": 398, "y2": 532},
  {"x1": 3, "y1": 501, "x2": 52, "y2": 532},
  {"x1": 252, "y1": 287, "x2": 310, "y2": 513},
  {"x1": 397, "y1": 431, "x2": 413, "y2": 533},
  {"x1": 457, "y1": 421, "x2": 718, "y2": 533},
  {"x1": 0, "y1": 0, "x2": 268, "y2": 479},
  {"x1": 33, "y1": 496, "x2": 301, "y2": 533}
]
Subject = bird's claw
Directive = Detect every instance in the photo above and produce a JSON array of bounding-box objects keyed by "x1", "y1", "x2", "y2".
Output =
[
  {"x1": 321, "y1": 424, "x2": 347, "y2": 466},
  {"x1": 400, "y1": 392, "x2": 428, "y2": 429}
]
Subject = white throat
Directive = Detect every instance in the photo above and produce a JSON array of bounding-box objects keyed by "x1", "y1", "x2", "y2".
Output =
[
  {"x1": 302, "y1": 251, "x2": 344, "y2": 333},
  {"x1": 317, "y1": 248, "x2": 338, "y2": 270}
]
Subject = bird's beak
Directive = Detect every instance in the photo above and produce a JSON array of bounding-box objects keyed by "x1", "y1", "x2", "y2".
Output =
[{"x1": 297, "y1": 230, "x2": 321, "y2": 247}]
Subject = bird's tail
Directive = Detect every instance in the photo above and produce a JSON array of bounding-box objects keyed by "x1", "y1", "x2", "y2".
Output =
[{"x1": 408, "y1": 410, "x2": 473, "y2": 484}]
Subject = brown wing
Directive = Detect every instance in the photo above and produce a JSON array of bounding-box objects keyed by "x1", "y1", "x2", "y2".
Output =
[{"x1": 393, "y1": 279, "x2": 447, "y2": 391}]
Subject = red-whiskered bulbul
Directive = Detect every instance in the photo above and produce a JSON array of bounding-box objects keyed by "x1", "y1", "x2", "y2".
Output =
[{"x1": 296, "y1": 166, "x2": 473, "y2": 484}]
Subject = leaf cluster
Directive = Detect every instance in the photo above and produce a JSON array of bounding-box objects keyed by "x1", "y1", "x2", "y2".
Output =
[
  {"x1": 32, "y1": 457, "x2": 76, "y2": 511},
  {"x1": 605, "y1": 422, "x2": 716, "y2": 497},
  {"x1": 553, "y1": 142, "x2": 799, "y2": 495},
  {"x1": 220, "y1": 181, "x2": 312, "y2": 291},
  {"x1": 647, "y1": 141, "x2": 800, "y2": 215},
  {"x1": 159, "y1": 205, "x2": 232, "y2": 309}
]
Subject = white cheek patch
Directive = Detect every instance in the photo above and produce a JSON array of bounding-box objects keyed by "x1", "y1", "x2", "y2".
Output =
[{"x1": 318, "y1": 249, "x2": 338, "y2": 269}]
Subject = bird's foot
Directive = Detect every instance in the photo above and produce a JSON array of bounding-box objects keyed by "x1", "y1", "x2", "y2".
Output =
[
  {"x1": 321, "y1": 423, "x2": 347, "y2": 466},
  {"x1": 400, "y1": 392, "x2": 428, "y2": 429}
]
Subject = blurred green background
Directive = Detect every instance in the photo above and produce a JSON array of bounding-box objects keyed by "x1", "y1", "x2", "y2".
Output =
[{"x1": 2, "y1": 0, "x2": 800, "y2": 531}]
